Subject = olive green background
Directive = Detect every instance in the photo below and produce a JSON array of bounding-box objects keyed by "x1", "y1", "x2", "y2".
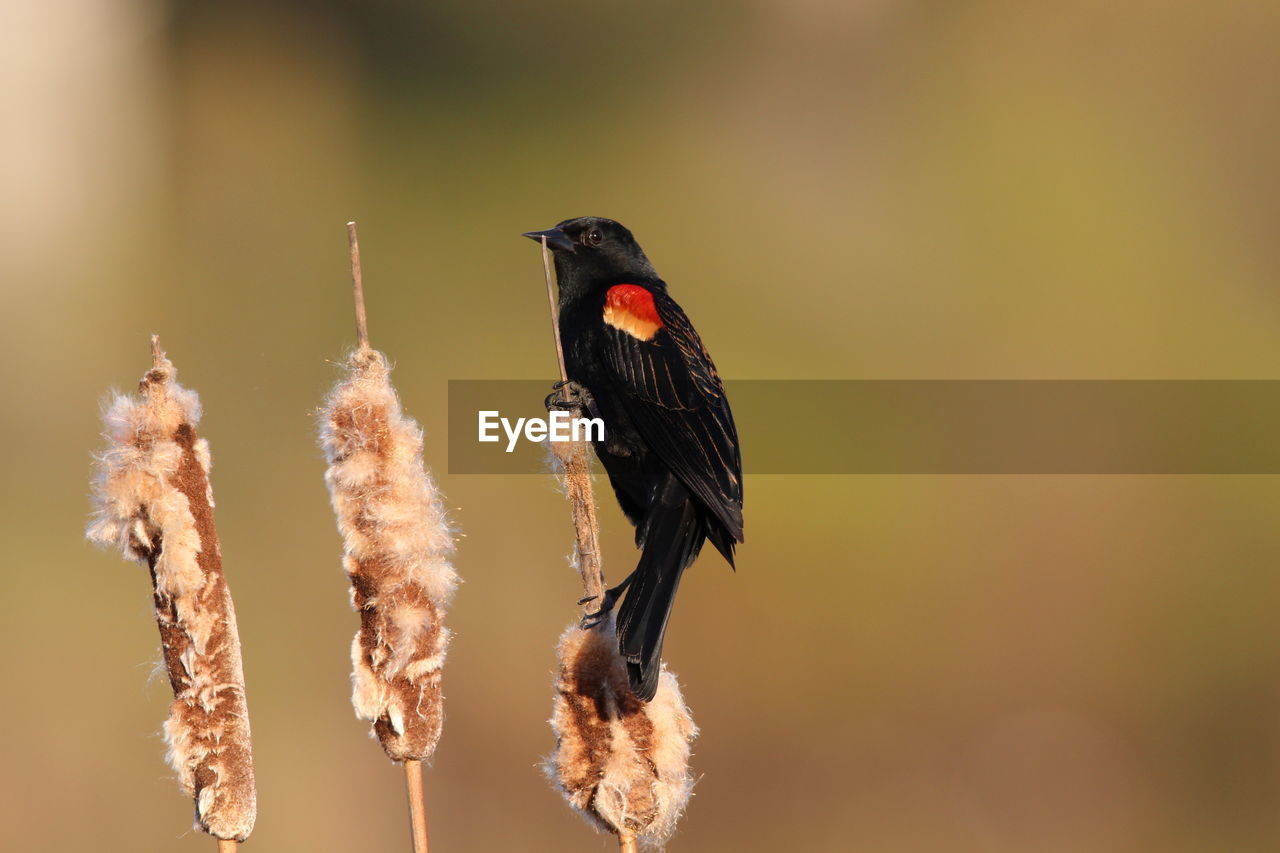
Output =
[{"x1": 3, "y1": 1, "x2": 1280, "y2": 850}]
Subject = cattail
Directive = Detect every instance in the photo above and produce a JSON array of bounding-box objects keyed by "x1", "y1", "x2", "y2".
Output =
[
  {"x1": 547, "y1": 616, "x2": 697, "y2": 848},
  {"x1": 86, "y1": 337, "x2": 257, "y2": 845},
  {"x1": 536, "y1": 239, "x2": 698, "y2": 851},
  {"x1": 320, "y1": 345, "x2": 457, "y2": 759},
  {"x1": 318, "y1": 223, "x2": 457, "y2": 852}
]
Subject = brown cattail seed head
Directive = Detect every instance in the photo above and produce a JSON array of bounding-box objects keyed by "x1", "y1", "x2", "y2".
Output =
[
  {"x1": 547, "y1": 616, "x2": 698, "y2": 846},
  {"x1": 319, "y1": 347, "x2": 458, "y2": 762},
  {"x1": 86, "y1": 344, "x2": 257, "y2": 841}
]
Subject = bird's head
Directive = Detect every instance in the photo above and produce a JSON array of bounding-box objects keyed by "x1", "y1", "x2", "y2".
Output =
[{"x1": 523, "y1": 216, "x2": 657, "y2": 298}]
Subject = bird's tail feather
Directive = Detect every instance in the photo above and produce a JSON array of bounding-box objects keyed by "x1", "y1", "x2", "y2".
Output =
[{"x1": 617, "y1": 479, "x2": 705, "y2": 701}]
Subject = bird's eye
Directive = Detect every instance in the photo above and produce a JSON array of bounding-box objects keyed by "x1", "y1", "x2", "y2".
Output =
[{"x1": 584, "y1": 228, "x2": 603, "y2": 246}]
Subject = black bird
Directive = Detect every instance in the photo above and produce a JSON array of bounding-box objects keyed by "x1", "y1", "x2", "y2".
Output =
[{"x1": 523, "y1": 217, "x2": 743, "y2": 701}]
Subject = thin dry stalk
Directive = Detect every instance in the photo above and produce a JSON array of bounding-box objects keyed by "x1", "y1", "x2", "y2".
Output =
[
  {"x1": 538, "y1": 240, "x2": 698, "y2": 849},
  {"x1": 540, "y1": 235, "x2": 604, "y2": 610},
  {"x1": 86, "y1": 337, "x2": 257, "y2": 843},
  {"x1": 404, "y1": 759, "x2": 430, "y2": 852},
  {"x1": 557, "y1": 437, "x2": 605, "y2": 612},
  {"x1": 542, "y1": 235, "x2": 569, "y2": 387},
  {"x1": 347, "y1": 221, "x2": 370, "y2": 350},
  {"x1": 320, "y1": 223, "x2": 456, "y2": 853}
]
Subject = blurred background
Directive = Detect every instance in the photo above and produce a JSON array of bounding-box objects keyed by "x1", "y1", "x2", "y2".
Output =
[{"x1": 3, "y1": 0, "x2": 1280, "y2": 850}]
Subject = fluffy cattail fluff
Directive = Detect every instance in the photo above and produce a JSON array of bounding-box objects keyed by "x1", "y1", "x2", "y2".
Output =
[
  {"x1": 546, "y1": 615, "x2": 698, "y2": 847},
  {"x1": 86, "y1": 342, "x2": 257, "y2": 841},
  {"x1": 319, "y1": 346, "x2": 458, "y2": 762}
]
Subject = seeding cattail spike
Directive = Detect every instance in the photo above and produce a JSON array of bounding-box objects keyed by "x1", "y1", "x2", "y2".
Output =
[
  {"x1": 348, "y1": 221, "x2": 370, "y2": 351},
  {"x1": 538, "y1": 241, "x2": 698, "y2": 849},
  {"x1": 545, "y1": 615, "x2": 698, "y2": 849},
  {"x1": 86, "y1": 338, "x2": 257, "y2": 844},
  {"x1": 321, "y1": 223, "x2": 457, "y2": 853}
]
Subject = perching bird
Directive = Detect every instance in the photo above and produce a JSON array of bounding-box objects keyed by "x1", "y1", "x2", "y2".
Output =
[{"x1": 524, "y1": 217, "x2": 743, "y2": 701}]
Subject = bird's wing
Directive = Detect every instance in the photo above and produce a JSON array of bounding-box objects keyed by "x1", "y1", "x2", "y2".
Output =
[{"x1": 598, "y1": 284, "x2": 744, "y2": 541}]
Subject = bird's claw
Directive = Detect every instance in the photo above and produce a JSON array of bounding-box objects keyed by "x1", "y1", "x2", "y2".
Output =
[
  {"x1": 545, "y1": 392, "x2": 583, "y2": 412},
  {"x1": 545, "y1": 380, "x2": 595, "y2": 414},
  {"x1": 578, "y1": 587, "x2": 620, "y2": 628}
]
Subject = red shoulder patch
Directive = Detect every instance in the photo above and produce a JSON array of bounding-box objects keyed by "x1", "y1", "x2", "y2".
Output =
[{"x1": 604, "y1": 284, "x2": 663, "y2": 341}]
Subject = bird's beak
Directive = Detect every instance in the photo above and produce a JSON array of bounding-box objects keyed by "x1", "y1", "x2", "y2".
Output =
[{"x1": 522, "y1": 227, "x2": 576, "y2": 253}]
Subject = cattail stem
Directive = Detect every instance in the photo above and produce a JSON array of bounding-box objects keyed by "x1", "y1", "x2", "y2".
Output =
[
  {"x1": 561, "y1": 440, "x2": 605, "y2": 611},
  {"x1": 540, "y1": 236, "x2": 568, "y2": 385},
  {"x1": 347, "y1": 221, "x2": 370, "y2": 350},
  {"x1": 217, "y1": 840, "x2": 238, "y2": 852},
  {"x1": 404, "y1": 760, "x2": 430, "y2": 853},
  {"x1": 618, "y1": 833, "x2": 638, "y2": 853},
  {"x1": 539, "y1": 238, "x2": 606, "y2": 610}
]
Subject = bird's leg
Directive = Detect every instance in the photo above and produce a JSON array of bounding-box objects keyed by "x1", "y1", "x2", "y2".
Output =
[
  {"x1": 545, "y1": 379, "x2": 601, "y2": 422},
  {"x1": 580, "y1": 570, "x2": 636, "y2": 626}
]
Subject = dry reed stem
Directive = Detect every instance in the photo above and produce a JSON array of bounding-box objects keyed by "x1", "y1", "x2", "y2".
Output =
[
  {"x1": 555, "y1": 437, "x2": 606, "y2": 612},
  {"x1": 320, "y1": 223, "x2": 458, "y2": 775},
  {"x1": 538, "y1": 240, "x2": 698, "y2": 849},
  {"x1": 540, "y1": 236, "x2": 604, "y2": 610},
  {"x1": 542, "y1": 235, "x2": 569, "y2": 386},
  {"x1": 86, "y1": 337, "x2": 257, "y2": 842},
  {"x1": 404, "y1": 759, "x2": 430, "y2": 853},
  {"x1": 347, "y1": 221, "x2": 370, "y2": 350}
]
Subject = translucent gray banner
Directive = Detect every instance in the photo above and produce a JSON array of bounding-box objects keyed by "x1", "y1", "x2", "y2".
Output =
[{"x1": 446, "y1": 380, "x2": 1280, "y2": 474}]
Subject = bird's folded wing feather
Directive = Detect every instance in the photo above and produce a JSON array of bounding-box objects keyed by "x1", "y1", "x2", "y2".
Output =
[{"x1": 600, "y1": 287, "x2": 744, "y2": 540}]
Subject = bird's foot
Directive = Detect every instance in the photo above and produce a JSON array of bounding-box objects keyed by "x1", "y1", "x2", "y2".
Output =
[
  {"x1": 545, "y1": 380, "x2": 598, "y2": 419},
  {"x1": 545, "y1": 379, "x2": 582, "y2": 411},
  {"x1": 579, "y1": 585, "x2": 622, "y2": 627},
  {"x1": 579, "y1": 573, "x2": 635, "y2": 627}
]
